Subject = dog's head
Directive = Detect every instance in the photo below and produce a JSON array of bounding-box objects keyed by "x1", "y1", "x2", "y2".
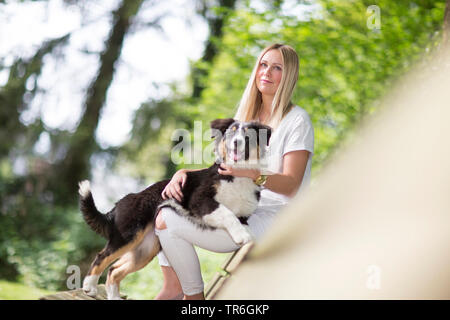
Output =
[{"x1": 210, "y1": 118, "x2": 272, "y2": 169}]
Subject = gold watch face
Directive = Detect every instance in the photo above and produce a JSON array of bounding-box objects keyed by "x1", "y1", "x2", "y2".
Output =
[{"x1": 256, "y1": 175, "x2": 267, "y2": 185}]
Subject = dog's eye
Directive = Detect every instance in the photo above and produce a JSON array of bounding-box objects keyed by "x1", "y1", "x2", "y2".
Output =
[{"x1": 232, "y1": 126, "x2": 237, "y2": 131}]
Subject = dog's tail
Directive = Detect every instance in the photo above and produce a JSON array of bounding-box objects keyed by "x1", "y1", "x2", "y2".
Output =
[{"x1": 78, "y1": 180, "x2": 111, "y2": 239}]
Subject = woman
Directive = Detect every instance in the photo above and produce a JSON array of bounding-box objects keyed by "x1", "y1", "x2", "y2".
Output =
[{"x1": 154, "y1": 43, "x2": 314, "y2": 300}]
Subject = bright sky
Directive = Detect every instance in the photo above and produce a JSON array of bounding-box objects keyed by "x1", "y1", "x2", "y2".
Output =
[
  {"x1": 0, "y1": 0, "x2": 318, "y2": 149},
  {"x1": 0, "y1": 0, "x2": 208, "y2": 148},
  {"x1": 0, "y1": 0, "x2": 316, "y2": 210},
  {"x1": 0, "y1": 0, "x2": 209, "y2": 209}
]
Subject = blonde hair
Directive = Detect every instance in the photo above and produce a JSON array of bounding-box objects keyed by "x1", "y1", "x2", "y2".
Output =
[{"x1": 235, "y1": 43, "x2": 299, "y2": 129}]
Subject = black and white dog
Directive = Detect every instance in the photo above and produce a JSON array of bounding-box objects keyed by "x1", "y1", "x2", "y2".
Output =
[{"x1": 78, "y1": 118, "x2": 271, "y2": 300}]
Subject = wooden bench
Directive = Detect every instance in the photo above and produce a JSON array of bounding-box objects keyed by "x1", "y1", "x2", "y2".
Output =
[
  {"x1": 205, "y1": 242, "x2": 254, "y2": 300},
  {"x1": 40, "y1": 242, "x2": 254, "y2": 300},
  {"x1": 40, "y1": 284, "x2": 127, "y2": 300}
]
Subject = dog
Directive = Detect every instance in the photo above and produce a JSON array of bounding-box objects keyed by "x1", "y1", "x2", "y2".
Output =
[{"x1": 78, "y1": 118, "x2": 272, "y2": 300}]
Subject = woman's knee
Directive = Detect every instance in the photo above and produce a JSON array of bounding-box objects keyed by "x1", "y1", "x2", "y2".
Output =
[{"x1": 155, "y1": 209, "x2": 167, "y2": 230}]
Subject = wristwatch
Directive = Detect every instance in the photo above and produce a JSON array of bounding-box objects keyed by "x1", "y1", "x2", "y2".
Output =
[{"x1": 254, "y1": 174, "x2": 268, "y2": 186}]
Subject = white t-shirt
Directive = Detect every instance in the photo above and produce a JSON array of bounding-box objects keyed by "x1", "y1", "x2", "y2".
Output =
[
  {"x1": 232, "y1": 105, "x2": 314, "y2": 240},
  {"x1": 247, "y1": 105, "x2": 314, "y2": 215}
]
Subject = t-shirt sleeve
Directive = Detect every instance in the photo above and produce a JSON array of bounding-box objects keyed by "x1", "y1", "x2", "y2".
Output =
[{"x1": 283, "y1": 115, "x2": 314, "y2": 156}]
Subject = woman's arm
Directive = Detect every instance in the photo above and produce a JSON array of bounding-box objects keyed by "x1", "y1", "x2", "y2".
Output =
[
  {"x1": 218, "y1": 150, "x2": 310, "y2": 197},
  {"x1": 264, "y1": 150, "x2": 309, "y2": 197},
  {"x1": 161, "y1": 167, "x2": 205, "y2": 201}
]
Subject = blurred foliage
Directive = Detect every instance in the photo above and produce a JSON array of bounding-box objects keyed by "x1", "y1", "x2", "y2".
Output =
[
  {"x1": 121, "y1": 248, "x2": 230, "y2": 299},
  {"x1": 122, "y1": 0, "x2": 446, "y2": 178},
  {"x1": 0, "y1": 0, "x2": 448, "y2": 296},
  {"x1": 0, "y1": 164, "x2": 105, "y2": 289},
  {"x1": 198, "y1": 0, "x2": 447, "y2": 171},
  {"x1": 0, "y1": 280, "x2": 54, "y2": 299}
]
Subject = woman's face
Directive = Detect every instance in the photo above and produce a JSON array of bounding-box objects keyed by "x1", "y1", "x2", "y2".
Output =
[{"x1": 256, "y1": 49, "x2": 283, "y2": 97}]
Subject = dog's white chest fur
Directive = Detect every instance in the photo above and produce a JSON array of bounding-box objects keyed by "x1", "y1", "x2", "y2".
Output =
[{"x1": 214, "y1": 177, "x2": 259, "y2": 217}]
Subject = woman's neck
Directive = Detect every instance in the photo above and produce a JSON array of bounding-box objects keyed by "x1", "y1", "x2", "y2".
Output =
[
  {"x1": 259, "y1": 94, "x2": 274, "y2": 123},
  {"x1": 261, "y1": 94, "x2": 274, "y2": 113}
]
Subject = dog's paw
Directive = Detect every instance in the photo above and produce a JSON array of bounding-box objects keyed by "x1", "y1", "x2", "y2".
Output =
[
  {"x1": 83, "y1": 286, "x2": 98, "y2": 297},
  {"x1": 106, "y1": 283, "x2": 123, "y2": 300},
  {"x1": 231, "y1": 229, "x2": 253, "y2": 245},
  {"x1": 83, "y1": 275, "x2": 99, "y2": 297}
]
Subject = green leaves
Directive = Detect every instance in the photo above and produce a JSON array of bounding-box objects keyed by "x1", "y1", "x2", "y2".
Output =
[{"x1": 197, "y1": 0, "x2": 447, "y2": 174}]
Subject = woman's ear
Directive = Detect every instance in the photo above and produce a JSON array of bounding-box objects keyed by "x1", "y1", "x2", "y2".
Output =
[{"x1": 210, "y1": 118, "x2": 235, "y2": 139}]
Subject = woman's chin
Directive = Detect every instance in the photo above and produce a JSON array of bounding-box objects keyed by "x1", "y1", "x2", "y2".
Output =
[{"x1": 256, "y1": 85, "x2": 276, "y2": 96}]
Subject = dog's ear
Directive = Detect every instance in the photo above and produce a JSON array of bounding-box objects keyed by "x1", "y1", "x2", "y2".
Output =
[
  {"x1": 249, "y1": 122, "x2": 272, "y2": 146},
  {"x1": 263, "y1": 124, "x2": 272, "y2": 146},
  {"x1": 210, "y1": 118, "x2": 235, "y2": 139}
]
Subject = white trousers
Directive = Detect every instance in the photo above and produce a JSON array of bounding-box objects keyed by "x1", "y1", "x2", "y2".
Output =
[{"x1": 154, "y1": 206, "x2": 276, "y2": 295}]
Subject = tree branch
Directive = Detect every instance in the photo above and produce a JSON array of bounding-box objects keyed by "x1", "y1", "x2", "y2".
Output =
[{"x1": 54, "y1": 0, "x2": 144, "y2": 203}]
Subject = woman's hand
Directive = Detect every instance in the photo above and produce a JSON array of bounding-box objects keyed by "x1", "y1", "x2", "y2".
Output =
[
  {"x1": 161, "y1": 169, "x2": 188, "y2": 202},
  {"x1": 218, "y1": 164, "x2": 260, "y2": 181}
]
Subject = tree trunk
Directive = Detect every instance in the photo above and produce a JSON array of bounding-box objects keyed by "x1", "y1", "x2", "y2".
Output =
[
  {"x1": 53, "y1": 0, "x2": 144, "y2": 203},
  {"x1": 0, "y1": 34, "x2": 70, "y2": 158},
  {"x1": 191, "y1": 0, "x2": 237, "y2": 99},
  {"x1": 163, "y1": 0, "x2": 236, "y2": 179}
]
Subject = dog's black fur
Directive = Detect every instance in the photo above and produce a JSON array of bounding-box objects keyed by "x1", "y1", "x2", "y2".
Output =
[{"x1": 78, "y1": 118, "x2": 271, "y2": 299}]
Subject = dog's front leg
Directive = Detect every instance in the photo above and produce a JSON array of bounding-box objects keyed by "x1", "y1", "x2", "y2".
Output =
[
  {"x1": 83, "y1": 274, "x2": 100, "y2": 297},
  {"x1": 203, "y1": 204, "x2": 253, "y2": 245}
]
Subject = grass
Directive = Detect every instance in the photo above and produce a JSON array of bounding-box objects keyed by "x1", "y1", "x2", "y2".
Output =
[
  {"x1": 121, "y1": 248, "x2": 231, "y2": 300},
  {"x1": 0, "y1": 248, "x2": 230, "y2": 300},
  {"x1": 0, "y1": 280, "x2": 55, "y2": 300}
]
